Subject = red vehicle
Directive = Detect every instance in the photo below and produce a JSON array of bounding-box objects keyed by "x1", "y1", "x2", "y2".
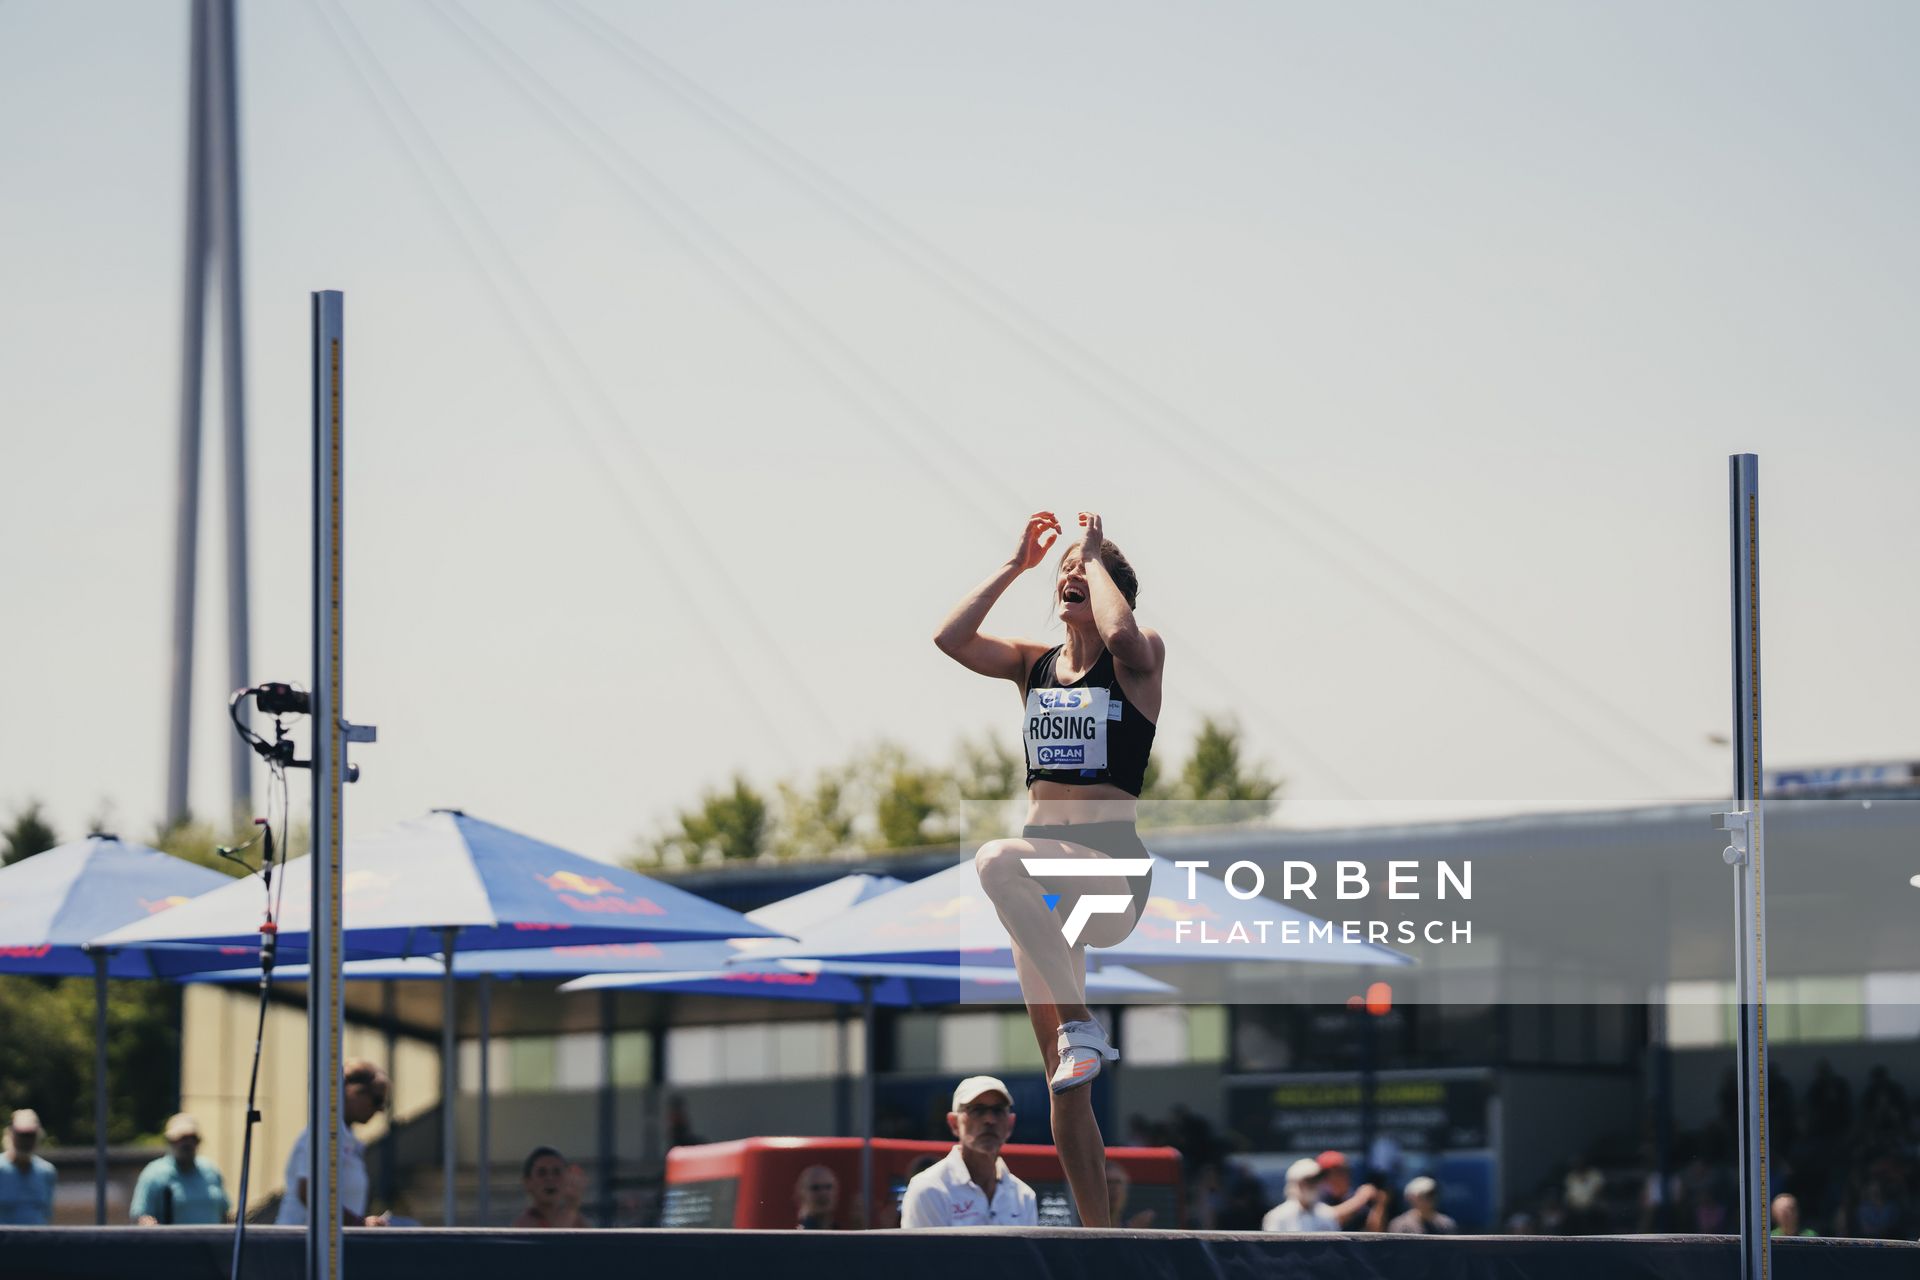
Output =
[{"x1": 664, "y1": 1136, "x2": 1183, "y2": 1230}]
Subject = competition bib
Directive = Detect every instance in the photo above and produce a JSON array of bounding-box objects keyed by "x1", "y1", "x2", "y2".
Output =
[{"x1": 1024, "y1": 686, "x2": 1111, "y2": 772}]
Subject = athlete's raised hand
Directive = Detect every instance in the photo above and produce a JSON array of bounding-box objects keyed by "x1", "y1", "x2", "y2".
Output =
[
  {"x1": 1077, "y1": 511, "x2": 1104, "y2": 561},
  {"x1": 1014, "y1": 511, "x2": 1061, "y2": 571}
]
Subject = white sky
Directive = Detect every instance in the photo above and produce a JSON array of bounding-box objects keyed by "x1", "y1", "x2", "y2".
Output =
[{"x1": 3, "y1": 0, "x2": 1916, "y2": 860}]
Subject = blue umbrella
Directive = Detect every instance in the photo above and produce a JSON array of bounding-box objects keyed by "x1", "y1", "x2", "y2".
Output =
[
  {"x1": 185, "y1": 874, "x2": 901, "y2": 1224},
  {"x1": 185, "y1": 873, "x2": 911, "y2": 985},
  {"x1": 99, "y1": 810, "x2": 784, "y2": 1226},
  {"x1": 0, "y1": 834, "x2": 232, "y2": 976},
  {"x1": 0, "y1": 834, "x2": 233, "y2": 1223},
  {"x1": 203, "y1": 873, "x2": 1172, "y2": 1221},
  {"x1": 96, "y1": 810, "x2": 782, "y2": 961},
  {"x1": 557, "y1": 957, "x2": 1172, "y2": 1004}
]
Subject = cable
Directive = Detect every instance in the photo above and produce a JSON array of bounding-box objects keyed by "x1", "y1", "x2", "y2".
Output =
[
  {"x1": 426, "y1": 0, "x2": 1013, "y2": 532},
  {"x1": 303, "y1": 0, "x2": 837, "y2": 764},
  {"x1": 227, "y1": 775, "x2": 286, "y2": 1278},
  {"x1": 545, "y1": 0, "x2": 1706, "y2": 794},
  {"x1": 427, "y1": 0, "x2": 1376, "y2": 808}
]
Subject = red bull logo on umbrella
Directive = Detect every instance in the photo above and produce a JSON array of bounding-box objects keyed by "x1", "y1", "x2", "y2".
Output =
[
  {"x1": 718, "y1": 969, "x2": 819, "y2": 987},
  {"x1": 536, "y1": 870, "x2": 665, "y2": 916},
  {"x1": 550, "y1": 942, "x2": 666, "y2": 959},
  {"x1": 875, "y1": 893, "x2": 978, "y2": 938},
  {"x1": 1143, "y1": 895, "x2": 1216, "y2": 923}
]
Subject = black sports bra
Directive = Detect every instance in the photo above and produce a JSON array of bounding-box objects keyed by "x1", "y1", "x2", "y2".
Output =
[{"x1": 1022, "y1": 645, "x2": 1156, "y2": 796}]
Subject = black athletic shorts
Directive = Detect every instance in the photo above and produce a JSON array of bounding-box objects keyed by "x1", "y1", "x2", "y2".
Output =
[{"x1": 1021, "y1": 820, "x2": 1154, "y2": 939}]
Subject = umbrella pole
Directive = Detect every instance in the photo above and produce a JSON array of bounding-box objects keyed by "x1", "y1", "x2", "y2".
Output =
[
  {"x1": 477, "y1": 974, "x2": 490, "y2": 1225},
  {"x1": 597, "y1": 990, "x2": 615, "y2": 1227},
  {"x1": 92, "y1": 949, "x2": 109, "y2": 1225},
  {"x1": 859, "y1": 976, "x2": 876, "y2": 1228},
  {"x1": 442, "y1": 927, "x2": 458, "y2": 1227}
]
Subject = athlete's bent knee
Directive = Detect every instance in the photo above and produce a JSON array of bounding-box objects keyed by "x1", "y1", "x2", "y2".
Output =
[{"x1": 974, "y1": 840, "x2": 1029, "y2": 893}]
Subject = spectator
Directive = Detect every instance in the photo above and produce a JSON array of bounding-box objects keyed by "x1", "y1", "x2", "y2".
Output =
[
  {"x1": 512, "y1": 1146, "x2": 585, "y2": 1228},
  {"x1": 0, "y1": 1109, "x2": 55, "y2": 1226},
  {"x1": 885, "y1": 1155, "x2": 941, "y2": 1229},
  {"x1": 1769, "y1": 1066, "x2": 1799, "y2": 1156},
  {"x1": 130, "y1": 1114, "x2": 230, "y2": 1225},
  {"x1": 1805, "y1": 1060, "x2": 1852, "y2": 1137},
  {"x1": 901, "y1": 1076, "x2": 1037, "y2": 1228},
  {"x1": 1770, "y1": 1193, "x2": 1815, "y2": 1238},
  {"x1": 276, "y1": 1058, "x2": 391, "y2": 1226},
  {"x1": 1388, "y1": 1176, "x2": 1458, "y2": 1235},
  {"x1": 1563, "y1": 1154, "x2": 1605, "y2": 1234},
  {"x1": 666, "y1": 1097, "x2": 704, "y2": 1151},
  {"x1": 1690, "y1": 1183, "x2": 1730, "y2": 1234},
  {"x1": 1183, "y1": 1160, "x2": 1222, "y2": 1231},
  {"x1": 793, "y1": 1164, "x2": 838, "y2": 1230},
  {"x1": 1861, "y1": 1068, "x2": 1911, "y2": 1135},
  {"x1": 1104, "y1": 1160, "x2": 1155, "y2": 1229},
  {"x1": 1852, "y1": 1178, "x2": 1904, "y2": 1240},
  {"x1": 1314, "y1": 1150, "x2": 1384, "y2": 1229},
  {"x1": 1635, "y1": 1139, "x2": 1675, "y2": 1233},
  {"x1": 1168, "y1": 1104, "x2": 1221, "y2": 1173},
  {"x1": 1262, "y1": 1158, "x2": 1340, "y2": 1232},
  {"x1": 1214, "y1": 1160, "x2": 1269, "y2": 1231},
  {"x1": 1535, "y1": 1189, "x2": 1567, "y2": 1235}
]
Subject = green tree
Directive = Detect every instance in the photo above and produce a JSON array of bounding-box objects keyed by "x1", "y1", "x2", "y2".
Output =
[
  {"x1": 0, "y1": 975, "x2": 184, "y2": 1145},
  {"x1": 864, "y1": 744, "x2": 953, "y2": 851},
  {"x1": 770, "y1": 768, "x2": 858, "y2": 862},
  {"x1": 1138, "y1": 753, "x2": 1171, "y2": 803},
  {"x1": 953, "y1": 735, "x2": 1021, "y2": 803},
  {"x1": 149, "y1": 820, "x2": 281, "y2": 880},
  {"x1": 2, "y1": 801, "x2": 58, "y2": 866},
  {"x1": 639, "y1": 777, "x2": 770, "y2": 867},
  {"x1": 0, "y1": 810, "x2": 271, "y2": 1149},
  {"x1": 1176, "y1": 716, "x2": 1282, "y2": 820}
]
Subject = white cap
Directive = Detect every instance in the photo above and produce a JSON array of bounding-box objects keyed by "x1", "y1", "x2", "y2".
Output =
[
  {"x1": 8, "y1": 1109, "x2": 41, "y2": 1135},
  {"x1": 1405, "y1": 1175, "x2": 1438, "y2": 1200},
  {"x1": 164, "y1": 1113, "x2": 201, "y2": 1142},
  {"x1": 1286, "y1": 1157, "x2": 1325, "y2": 1185},
  {"x1": 951, "y1": 1075, "x2": 1013, "y2": 1111}
]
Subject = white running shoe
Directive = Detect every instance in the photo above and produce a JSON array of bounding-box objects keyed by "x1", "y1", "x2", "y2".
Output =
[{"x1": 1050, "y1": 1019, "x2": 1120, "y2": 1094}]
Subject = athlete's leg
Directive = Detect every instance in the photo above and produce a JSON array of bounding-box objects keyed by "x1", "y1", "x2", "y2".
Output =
[
  {"x1": 980, "y1": 834, "x2": 1140, "y2": 1226},
  {"x1": 1015, "y1": 941, "x2": 1111, "y2": 1228},
  {"x1": 975, "y1": 837, "x2": 1092, "y2": 1027}
]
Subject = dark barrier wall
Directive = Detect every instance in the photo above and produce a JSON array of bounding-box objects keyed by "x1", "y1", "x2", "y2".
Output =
[{"x1": 4, "y1": 1227, "x2": 1919, "y2": 1280}]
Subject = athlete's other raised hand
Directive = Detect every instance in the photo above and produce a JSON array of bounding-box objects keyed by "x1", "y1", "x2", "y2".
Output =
[
  {"x1": 1014, "y1": 511, "x2": 1061, "y2": 571},
  {"x1": 1077, "y1": 511, "x2": 1104, "y2": 561}
]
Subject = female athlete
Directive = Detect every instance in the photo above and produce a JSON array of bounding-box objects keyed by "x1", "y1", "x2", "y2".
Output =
[{"x1": 933, "y1": 509, "x2": 1164, "y2": 1228}]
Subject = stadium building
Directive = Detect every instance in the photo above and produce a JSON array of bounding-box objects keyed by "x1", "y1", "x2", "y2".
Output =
[{"x1": 178, "y1": 763, "x2": 1920, "y2": 1231}]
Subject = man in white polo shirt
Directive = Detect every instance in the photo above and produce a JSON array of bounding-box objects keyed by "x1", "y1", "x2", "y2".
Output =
[
  {"x1": 901, "y1": 1076, "x2": 1039, "y2": 1228},
  {"x1": 276, "y1": 1059, "x2": 390, "y2": 1226}
]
